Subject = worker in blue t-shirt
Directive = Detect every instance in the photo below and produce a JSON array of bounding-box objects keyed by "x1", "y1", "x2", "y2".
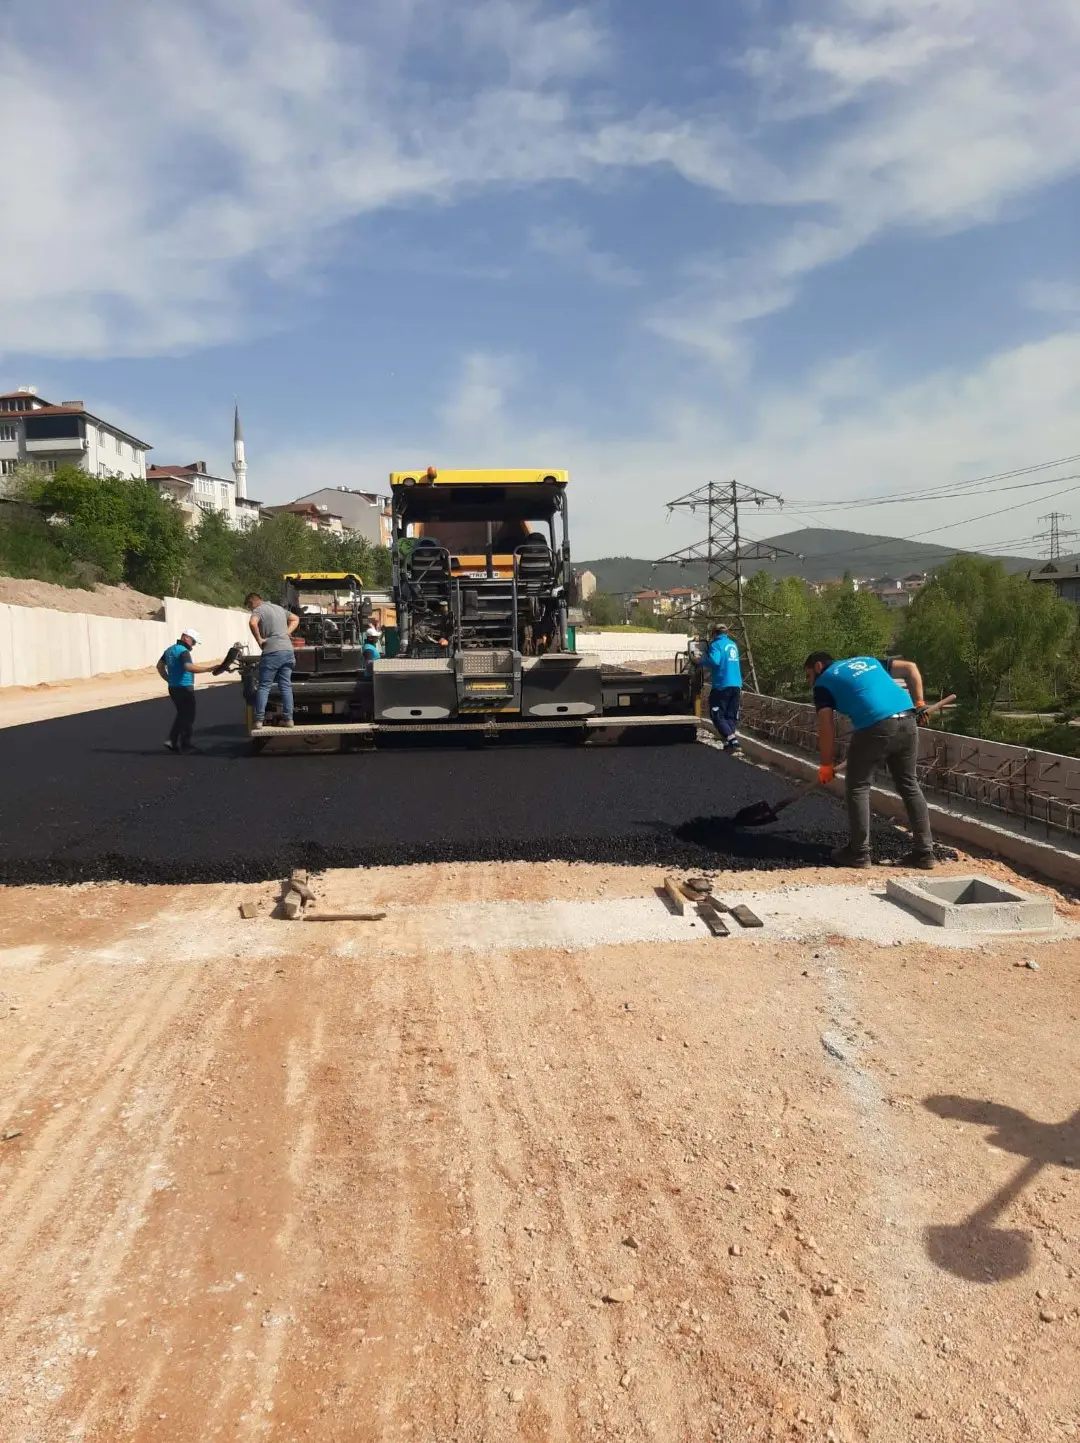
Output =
[
  {"x1": 156, "y1": 629, "x2": 223, "y2": 753},
  {"x1": 362, "y1": 625, "x2": 382, "y2": 674},
  {"x1": 804, "y1": 652, "x2": 934, "y2": 870},
  {"x1": 705, "y1": 623, "x2": 742, "y2": 752}
]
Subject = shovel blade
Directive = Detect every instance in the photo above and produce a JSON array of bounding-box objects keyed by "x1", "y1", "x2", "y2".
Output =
[{"x1": 733, "y1": 800, "x2": 779, "y2": 828}]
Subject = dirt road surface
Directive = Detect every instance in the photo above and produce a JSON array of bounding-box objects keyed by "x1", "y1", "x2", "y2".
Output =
[{"x1": 1, "y1": 861, "x2": 1078, "y2": 1442}]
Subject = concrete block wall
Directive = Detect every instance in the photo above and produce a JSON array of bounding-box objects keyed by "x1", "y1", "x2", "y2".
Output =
[
  {"x1": 163, "y1": 597, "x2": 250, "y2": 663},
  {"x1": 0, "y1": 597, "x2": 249, "y2": 689}
]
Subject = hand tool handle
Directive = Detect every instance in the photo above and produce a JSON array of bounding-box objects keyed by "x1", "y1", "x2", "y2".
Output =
[{"x1": 774, "y1": 692, "x2": 955, "y2": 815}]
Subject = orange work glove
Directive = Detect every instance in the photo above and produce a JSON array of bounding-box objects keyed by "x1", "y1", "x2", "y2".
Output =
[{"x1": 818, "y1": 763, "x2": 836, "y2": 785}]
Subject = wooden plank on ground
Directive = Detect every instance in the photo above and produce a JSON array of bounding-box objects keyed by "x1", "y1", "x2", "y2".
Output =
[{"x1": 663, "y1": 877, "x2": 685, "y2": 916}]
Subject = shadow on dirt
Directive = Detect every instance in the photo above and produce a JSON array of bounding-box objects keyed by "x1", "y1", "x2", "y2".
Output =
[{"x1": 922, "y1": 1096, "x2": 1079, "y2": 1283}]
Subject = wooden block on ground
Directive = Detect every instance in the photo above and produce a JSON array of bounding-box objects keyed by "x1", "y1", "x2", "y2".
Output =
[
  {"x1": 290, "y1": 880, "x2": 316, "y2": 904},
  {"x1": 663, "y1": 877, "x2": 685, "y2": 916},
  {"x1": 239, "y1": 902, "x2": 258, "y2": 920},
  {"x1": 730, "y1": 904, "x2": 763, "y2": 929},
  {"x1": 696, "y1": 902, "x2": 729, "y2": 937},
  {"x1": 281, "y1": 888, "x2": 304, "y2": 920},
  {"x1": 290, "y1": 868, "x2": 309, "y2": 885},
  {"x1": 304, "y1": 911, "x2": 387, "y2": 923}
]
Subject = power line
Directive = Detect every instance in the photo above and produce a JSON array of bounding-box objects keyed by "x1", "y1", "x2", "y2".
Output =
[
  {"x1": 802, "y1": 453, "x2": 1080, "y2": 511},
  {"x1": 743, "y1": 477, "x2": 1080, "y2": 569}
]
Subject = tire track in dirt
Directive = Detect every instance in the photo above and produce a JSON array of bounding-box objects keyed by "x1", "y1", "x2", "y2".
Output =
[
  {"x1": 488, "y1": 943, "x2": 772, "y2": 1440},
  {"x1": 0, "y1": 966, "x2": 197, "y2": 1268},
  {"x1": 0, "y1": 965, "x2": 241, "y2": 1441},
  {"x1": 47, "y1": 959, "x2": 314, "y2": 1442},
  {"x1": 446, "y1": 937, "x2": 890, "y2": 1442},
  {"x1": 428, "y1": 940, "x2": 769, "y2": 1440}
]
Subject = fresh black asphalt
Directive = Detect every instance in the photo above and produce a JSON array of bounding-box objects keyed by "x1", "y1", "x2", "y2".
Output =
[{"x1": 0, "y1": 684, "x2": 927, "y2": 885}]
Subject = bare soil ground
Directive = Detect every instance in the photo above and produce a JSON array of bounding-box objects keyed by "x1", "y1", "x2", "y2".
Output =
[
  {"x1": 1, "y1": 859, "x2": 1078, "y2": 1443},
  {"x1": 0, "y1": 577, "x2": 164, "y2": 620}
]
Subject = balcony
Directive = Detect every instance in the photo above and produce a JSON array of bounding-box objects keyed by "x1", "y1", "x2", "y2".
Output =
[{"x1": 25, "y1": 436, "x2": 87, "y2": 454}]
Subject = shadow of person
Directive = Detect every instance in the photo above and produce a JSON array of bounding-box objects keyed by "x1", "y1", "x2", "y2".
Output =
[{"x1": 922, "y1": 1097, "x2": 1079, "y2": 1284}]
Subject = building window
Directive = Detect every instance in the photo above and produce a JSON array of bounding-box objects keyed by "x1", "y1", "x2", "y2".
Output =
[
  {"x1": 0, "y1": 458, "x2": 16, "y2": 474},
  {"x1": 0, "y1": 424, "x2": 16, "y2": 441}
]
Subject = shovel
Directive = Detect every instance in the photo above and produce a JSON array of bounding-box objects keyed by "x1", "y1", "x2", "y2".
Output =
[
  {"x1": 733, "y1": 761, "x2": 848, "y2": 829},
  {"x1": 732, "y1": 693, "x2": 956, "y2": 828}
]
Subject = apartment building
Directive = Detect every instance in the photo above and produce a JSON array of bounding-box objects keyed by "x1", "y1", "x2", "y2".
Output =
[{"x1": 0, "y1": 387, "x2": 150, "y2": 482}]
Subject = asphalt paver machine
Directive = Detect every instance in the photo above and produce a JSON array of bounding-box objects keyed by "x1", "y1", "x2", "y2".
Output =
[{"x1": 246, "y1": 470, "x2": 699, "y2": 747}]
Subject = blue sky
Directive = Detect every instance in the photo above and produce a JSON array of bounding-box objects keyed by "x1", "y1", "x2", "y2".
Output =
[{"x1": 2, "y1": 0, "x2": 1079, "y2": 560}]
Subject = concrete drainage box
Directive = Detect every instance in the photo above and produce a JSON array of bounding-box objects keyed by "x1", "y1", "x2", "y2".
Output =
[{"x1": 885, "y1": 875, "x2": 1054, "y2": 932}]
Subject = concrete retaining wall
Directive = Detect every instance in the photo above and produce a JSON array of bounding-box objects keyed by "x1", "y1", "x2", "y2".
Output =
[
  {"x1": 575, "y1": 630, "x2": 690, "y2": 665},
  {"x1": 0, "y1": 597, "x2": 249, "y2": 688}
]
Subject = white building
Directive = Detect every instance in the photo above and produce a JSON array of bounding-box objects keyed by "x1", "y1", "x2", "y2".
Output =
[
  {"x1": 0, "y1": 386, "x2": 150, "y2": 482},
  {"x1": 146, "y1": 460, "x2": 261, "y2": 531},
  {"x1": 145, "y1": 406, "x2": 260, "y2": 531}
]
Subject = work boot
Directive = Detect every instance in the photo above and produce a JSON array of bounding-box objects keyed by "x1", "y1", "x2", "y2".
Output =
[
  {"x1": 901, "y1": 849, "x2": 936, "y2": 871},
  {"x1": 830, "y1": 845, "x2": 871, "y2": 869},
  {"x1": 279, "y1": 718, "x2": 295, "y2": 728}
]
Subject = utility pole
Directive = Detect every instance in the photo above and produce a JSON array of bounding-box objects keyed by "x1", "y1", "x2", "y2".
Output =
[
  {"x1": 653, "y1": 479, "x2": 796, "y2": 692},
  {"x1": 1035, "y1": 511, "x2": 1078, "y2": 561}
]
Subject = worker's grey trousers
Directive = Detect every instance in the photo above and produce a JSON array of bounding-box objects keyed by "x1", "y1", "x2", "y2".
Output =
[{"x1": 845, "y1": 712, "x2": 933, "y2": 859}]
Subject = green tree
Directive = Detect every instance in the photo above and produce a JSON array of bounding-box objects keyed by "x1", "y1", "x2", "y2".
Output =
[
  {"x1": 317, "y1": 531, "x2": 392, "y2": 588},
  {"x1": 123, "y1": 481, "x2": 190, "y2": 595},
  {"x1": 233, "y1": 512, "x2": 322, "y2": 597},
  {"x1": 740, "y1": 573, "x2": 826, "y2": 696},
  {"x1": 819, "y1": 580, "x2": 891, "y2": 661},
  {"x1": 582, "y1": 590, "x2": 623, "y2": 626},
  {"x1": 900, "y1": 555, "x2": 1077, "y2": 723}
]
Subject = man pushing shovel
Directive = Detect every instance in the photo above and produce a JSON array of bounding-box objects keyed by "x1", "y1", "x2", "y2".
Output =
[{"x1": 803, "y1": 652, "x2": 936, "y2": 870}]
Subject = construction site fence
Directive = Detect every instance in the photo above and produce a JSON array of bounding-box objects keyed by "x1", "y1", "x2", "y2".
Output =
[
  {"x1": 740, "y1": 691, "x2": 1080, "y2": 844},
  {"x1": 0, "y1": 596, "x2": 251, "y2": 689}
]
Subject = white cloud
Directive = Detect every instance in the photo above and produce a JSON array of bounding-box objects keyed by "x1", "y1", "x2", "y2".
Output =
[
  {"x1": 253, "y1": 329, "x2": 1080, "y2": 562},
  {"x1": 1025, "y1": 280, "x2": 1080, "y2": 316},
  {"x1": 651, "y1": 0, "x2": 1080, "y2": 361},
  {"x1": 438, "y1": 352, "x2": 522, "y2": 437},
  {"x1": 529, "y1": 221, "x2": 641, "y2": 287},
  {"x1": 460, "y1": 1, "x2": 606, "y2": 84},
  {"x1": 0, "y1": 0, "x2": 618, "y2": 359},
  {"x1": 3, "y1": 0, "x2": 1078, "y2": 427}
]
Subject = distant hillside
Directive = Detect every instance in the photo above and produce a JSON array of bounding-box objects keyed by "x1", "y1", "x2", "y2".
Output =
[{"x1": 581, "y1": 529, "x2": 1039, "y2": 593}]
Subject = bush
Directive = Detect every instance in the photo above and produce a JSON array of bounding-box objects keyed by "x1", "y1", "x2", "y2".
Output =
[{"x1": 0, "y1": 503, "x2": 81, "y2": 585}]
